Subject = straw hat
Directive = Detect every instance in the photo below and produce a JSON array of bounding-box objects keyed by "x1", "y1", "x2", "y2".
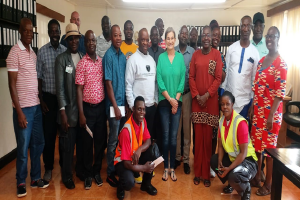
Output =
[{"x1": 64, "y1": 23, "x2": 81, "y2": 40}]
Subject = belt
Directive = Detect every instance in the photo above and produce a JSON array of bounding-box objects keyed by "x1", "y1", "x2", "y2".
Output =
[
  {"x1": 83, "y1": 101, "x2": 101, "y2": 107},
  {"x1": 182, "y1": 89, "x2": 190, "y2": 95}
]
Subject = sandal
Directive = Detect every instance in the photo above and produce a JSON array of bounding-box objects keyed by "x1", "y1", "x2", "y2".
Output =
[
  {"x1": 204, "y1": 179, "x2": 211, "y2": 187},
  {"x1": 256, "y1": 185, "x2": 271, "y2": 196},
  {"x1": 223, "y1": 184, "x2": 233, "y2": 194},
  {"x1": 162, "y1": 169, "x2": 168, "y2": 181},
  {"x1": 193, "y1": 177, "x2": 200, "y2": 185},
  {"x1": 170, "y1": 170, "x2": 177, "y2": 182}
]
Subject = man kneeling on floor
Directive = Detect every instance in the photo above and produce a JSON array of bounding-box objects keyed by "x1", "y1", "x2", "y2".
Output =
[{"x1": 114, "y1": 96, "x2": 157, "y2": 200}]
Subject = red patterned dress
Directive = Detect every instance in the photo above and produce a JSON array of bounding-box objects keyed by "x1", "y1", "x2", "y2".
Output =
[{"x1": 250, "y1": 56, "x2": 287, "y2": 156}]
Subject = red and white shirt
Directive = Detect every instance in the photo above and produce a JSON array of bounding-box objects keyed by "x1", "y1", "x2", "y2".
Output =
[
  {"x1": 6, "y1": 40, "x2": 39, "y2": 108},
  {"x1": 75, "y1": 54, "x2": 105, "y2": 104}
]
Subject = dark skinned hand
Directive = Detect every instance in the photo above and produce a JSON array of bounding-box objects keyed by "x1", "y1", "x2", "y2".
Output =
[
  {"x1": 17, "y1": 111, "x2": 27, "y2": 129},
  {"x1": 267, "y1": 113, "x2": 274, "y2": 131},
  {"x1": 79, "y1": 113, "x2": 86, "y2": 128},
  {"x1": 40, "y1": 100, "x2": 49, "y2": 115},
  {"x1": 132, "y1": 148, "x2": 142, "y2": 165},
  {"x1": 144, "y1": 161, "x2": 155, "y2": 174}
]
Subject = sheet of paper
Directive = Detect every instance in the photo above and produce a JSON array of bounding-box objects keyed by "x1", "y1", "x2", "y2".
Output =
[
  {"x1": 86, "y1": 125, "x2": 93, "y2": 138},
  {"x1": 110, "y1": 106, "x2": 125, "y2": 118},
  {"x1": 151, "y1": 156, "x2": 164, "y2": 168}
]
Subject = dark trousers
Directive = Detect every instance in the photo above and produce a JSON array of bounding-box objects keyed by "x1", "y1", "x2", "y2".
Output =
[
  {"x1": 210, "y1": 154, "x2": 258, "y2": 196},
  {"x1": 115, "y1": 147, "x2": 153, "y2": 191},
  {"x1": 82, "y1": 101, "x2": 107, "y2": 178},
  {"x1": 42, "y1": 92, "x2": 58, "y2": 171},
  {"x1": 59, "y1": 125, "x2": 78, "y2": 182},
  {"x1": 145, "y1": 105, "x2": 157, "y2": 139}
]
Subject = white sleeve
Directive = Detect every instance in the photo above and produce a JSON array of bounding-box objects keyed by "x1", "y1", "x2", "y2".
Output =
[
  {"x1": 251, "y1": 48, "x2": 260, "y2": 98},
  {"x1": 125, "y1": 57, "x2": 136, "y2": 110},
  {"x1": 221, "y1": 46, "x2": 231, "y2": 90}
]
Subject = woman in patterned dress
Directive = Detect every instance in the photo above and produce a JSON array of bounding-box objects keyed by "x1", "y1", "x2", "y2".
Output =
[
  {"x1": 249, "y1": 26, "x2": 288, "y2": 196},
  {"x1": 189, "y1": 26, "x2": 222, "y2": 187}
]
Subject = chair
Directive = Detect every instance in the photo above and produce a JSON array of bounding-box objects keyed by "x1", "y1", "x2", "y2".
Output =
[{"x1": 283, "y1": 101, "x2": 300, "y2": 127}]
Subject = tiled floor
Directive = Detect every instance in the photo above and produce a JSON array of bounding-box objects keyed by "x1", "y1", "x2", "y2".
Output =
[{"x1": 0, "y1": 138, "x2": 299, "y2": 200}]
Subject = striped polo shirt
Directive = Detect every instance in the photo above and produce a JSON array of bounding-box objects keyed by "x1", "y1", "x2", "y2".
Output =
[{"x1": 6, "y1": 40, "x2": 39, "y2": 108}]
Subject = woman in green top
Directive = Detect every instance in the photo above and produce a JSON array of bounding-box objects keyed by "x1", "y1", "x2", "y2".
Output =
[{"x1": 157, "y1": 27, "x2": 186, "y2": 182}]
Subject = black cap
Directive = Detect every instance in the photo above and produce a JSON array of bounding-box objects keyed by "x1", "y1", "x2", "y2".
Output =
[{"x1": 253, "y1": 12, "x2": 264, "y2": 24}]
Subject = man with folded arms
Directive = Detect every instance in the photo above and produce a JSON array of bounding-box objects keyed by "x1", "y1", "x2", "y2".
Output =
[
  {"x1": 114, "y1": 96, "x2": 157, "y2": 200},
  {"x1": 103, "y1": 25, "x2": 127, "y2": 187},
  {"x1": 55, "y1": 23, "x2": 84, "y2": 189},
  {"x1": 76, "y1": 30, "x2": 106, "y2": 190},
  {"x1": 7, "y1": 18, "x2": 49, "y2": 198}
]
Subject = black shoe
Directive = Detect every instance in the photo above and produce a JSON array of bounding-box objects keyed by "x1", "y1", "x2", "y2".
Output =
[
  {"x1": 106, "y1": 174, "x2": 118, "y2": 187},
  {"x1": 241, "y1": 185, "x2": 251, "y2": 200},
  {"x1": 17, "y1": 184, "x2": 27, "y2": 198},
  {"x1": 94, "y1": 174, "x2": 103, "y2": 186},
  {"x1": 117, "y1": 186, "x2": 125, "y2": 200},
  {"x1": 84, "y1": 177, "x2": 92, "y2": 190},
  {"x1": 140, "y1": 184, "x2": 157, "y2": 196},
  {"x1": 223, "y1": 184, "x2": 234, "y2": 194},
  {"x1": 76, "y1": 173, "x2": 85, "y2": 182},
  {"x1": 63, "y1": 179, "x2": 75, "y2": 189},
  {"x1": 184, "y1": 163, "x2": 190, "y2": 174},
  {"x1": 174, "y1": 160, "x2": 181, "y2": 170},
  {"x1": 31, "y1": 179, "x2": 50, "y2": 189}
]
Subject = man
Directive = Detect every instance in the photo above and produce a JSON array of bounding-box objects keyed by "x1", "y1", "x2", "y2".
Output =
[
  {"x1": 103, "y1": 25, "x2": 127, "y2": 187},
  {"x1": 60, "y1": 11, "x2": 86, "y2": 54},
  {"x1": 36, "y1": 19, "x2": 67, "y2": 182},
  {"x1": 76, "y1": 30, "x2": 107, "y2": 190},
  {"x1": 96, "y1": 15, "x2": 112, "y2": 58},
  {"x1": 114, "y1": 96, "x2": 157, "y2": 200},
  {"x1": 221, "y1": 16, "x2": 260, "y2": 119},
  {"x1": 209, "y1": 20, "x2": 219, "y2": 31},
  {"x1": 189, "y1": 27, "x2": 198, "y2": 50},
  {"x1": 120, "y1": 20, "x2": 138, "y2": 60},
  {"x1": 55, "y1": 23, "x2": 84, "y2": 189},
  {"x1": 148, "y1": 26, "x2": 164, "y2": 65},
  {"x1": 155, "y1": 18, "x2": 165, "y2": 49},
  {"x1": 174, "y1": 25, "x2": 194, "y2": 174},
  {"x1": 7, "y1": 18, "x2": 49, "y2": 198},
  {"x1": 251, "y1": 12, "x2": 268, "y2": 59}
]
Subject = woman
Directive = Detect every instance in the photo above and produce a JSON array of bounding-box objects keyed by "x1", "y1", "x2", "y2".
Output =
[
  {"x1": 249, "y1": 26, "x2": 287, "y2": 196},
  {"x1": 157, "y1": 27, "x2": 185, "y2": 182},
  {"x1": 189, "y1": 26, "x2": 222, "y2": 187},
  {"x1": 210, "y1": 91, "x2": 258, "y2": 200}
]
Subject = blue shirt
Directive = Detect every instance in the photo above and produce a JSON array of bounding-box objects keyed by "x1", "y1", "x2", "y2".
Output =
[
  {"x1": 103, "y1": 44, "x2": 127, "y2": 115},
  {"x1": 60, "y1": 34, "x2": 86, "y2": 55},
  {"x1": 36, "y1": 42, "x2": 67, "y2": 94}
]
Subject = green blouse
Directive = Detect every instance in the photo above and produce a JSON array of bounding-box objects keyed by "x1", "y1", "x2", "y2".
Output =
[{"x1": 157, "y1": 51, "x2": 186, "y2": 102}]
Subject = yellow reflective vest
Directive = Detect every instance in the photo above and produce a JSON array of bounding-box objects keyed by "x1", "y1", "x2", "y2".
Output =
[{"x1": 219, "y1": 110, "x2": 258, "y2": 162}]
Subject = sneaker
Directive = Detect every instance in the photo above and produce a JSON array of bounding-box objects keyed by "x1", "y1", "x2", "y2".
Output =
[
  {"x1": 84, "y1": 177, "x2": 92, "y2": 190},
  {"x1": 31, "y1": 179, "x2": 50, "y2": 188},
  {"x1": 210, "y1": 167, "x2": 216, "y2": 178},
  {"x1": 43, "y1": 170, "x2": 52, "y2": 181},
  {"x1": 94, "y1": 174, "x2": 103, "y2": 186},
  {"x1": 63, "y1": 179, "x2": 75, "y2": 189},
  {"x1": 134, "y1": 176, "x2": 143, "y2": 184},
  {"x1": 106, "y1": 174, "x2": 118, "y2": 187},
  {"x1": 17, "y1": 184, "x2": 27, "y2": 198}
]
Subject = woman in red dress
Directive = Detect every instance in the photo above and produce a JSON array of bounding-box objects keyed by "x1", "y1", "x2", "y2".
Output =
[
  {"x1": 249, "y1": 26, "x2": 287, "y2": 196},
  {"x1": 189, "y1": 26, "x2": 222, "y2": 187}
]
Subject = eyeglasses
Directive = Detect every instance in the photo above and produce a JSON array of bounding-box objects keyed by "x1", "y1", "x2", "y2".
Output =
[
  {"x1": 265, "y1": 34, "x2": 279, "y2": 40},
  {"x1": 201, "y1": 34, "x2": 211, "y2": 38},
  {"x1": 240, "y1": 24, "x2": 253, "y2": 30}
]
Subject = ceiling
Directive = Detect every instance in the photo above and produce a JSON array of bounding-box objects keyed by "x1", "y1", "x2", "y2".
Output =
[{"x1": 66, "y1": 0, "x2": 289, "y2": 11}]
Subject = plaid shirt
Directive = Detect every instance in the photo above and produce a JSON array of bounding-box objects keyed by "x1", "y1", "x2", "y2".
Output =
[{"x1": 36, "y1": 42, "x2": 67, "y2": 95}]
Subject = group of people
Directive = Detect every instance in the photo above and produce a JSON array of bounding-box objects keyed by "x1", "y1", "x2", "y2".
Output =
[{"x1": 6, "y1": 9, "x2": 287, "y2": 200}]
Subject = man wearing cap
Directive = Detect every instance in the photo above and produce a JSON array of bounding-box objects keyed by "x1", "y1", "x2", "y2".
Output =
[
  {"x1": 60, "y1": 11, "x2": 86, "y2": 55},
  {"x1": 251, "y1": 12, "x2": 269, "y2": 59},
  {"x1": 55, "y1": 23, "x2": 84, "y2": 189}
]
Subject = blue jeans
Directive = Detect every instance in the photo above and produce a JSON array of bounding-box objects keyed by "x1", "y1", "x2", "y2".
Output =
[
  {"x1": 13, "y1": 105, "x2": 44, "y2": 185},
  {"x1": 107, "y1": 116, "x2": 126, "y2": 176},
  {"x1": 159, "y1": 106, "x2": 181, "y2": 169}
]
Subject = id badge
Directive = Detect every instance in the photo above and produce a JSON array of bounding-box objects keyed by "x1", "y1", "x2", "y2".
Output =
[{"x1": 65, "y1": 65, "x2": 73, "y2": 74}]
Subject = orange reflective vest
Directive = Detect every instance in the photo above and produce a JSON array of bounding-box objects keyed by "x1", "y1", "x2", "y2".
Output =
[{"x1": 114, "y1": 117, "x2": 144, "y2": 165}]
